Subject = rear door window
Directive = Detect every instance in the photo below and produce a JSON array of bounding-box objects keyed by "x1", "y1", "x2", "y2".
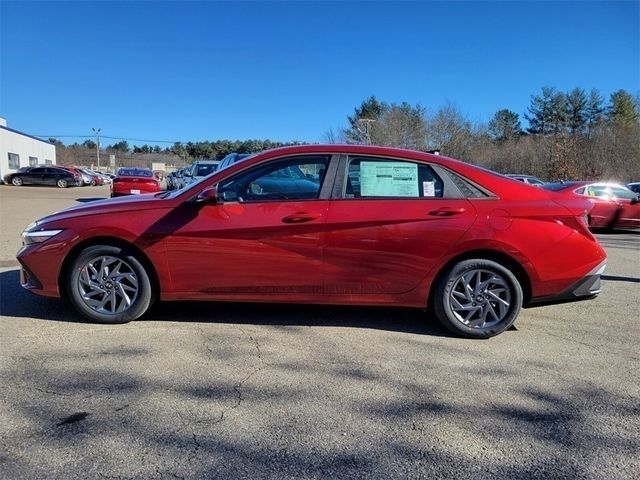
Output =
[
  {"x1": 610, "y1": 186, "x2": 637, "y2": 200},
  {"x1": 344, "y1": 157, "x2": 443, "y2": 198}
]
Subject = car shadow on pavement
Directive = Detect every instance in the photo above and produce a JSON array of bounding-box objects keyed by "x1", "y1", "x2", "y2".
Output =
[
  {"x1": 0, "y1": 269, "x2": 87, "y2": 323},
  {"x1": 592, "y1": 227, "x2": 640, "y2": 235},
  {"x1": 0, "y1": 268, "x2": 452, "y2": 337},
  {"x1": 75, "y1": 197, "x2": 109, "y2": 203},
  {"x1": 601, "y1": 274, "x2": 640, "y2": 284}
]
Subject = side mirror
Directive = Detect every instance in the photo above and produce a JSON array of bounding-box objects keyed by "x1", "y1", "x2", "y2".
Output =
[
  {"x1": 631, "y1": 196, "x2": 639, "y2": 205},
  {"x1": 196, "y1": 186, "x2": 220, "y2": 205}
]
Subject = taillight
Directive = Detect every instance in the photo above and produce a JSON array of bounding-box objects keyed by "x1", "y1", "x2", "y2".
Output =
[{"x1": 555, "y1": 214, "x2": 595, "y2": 240}]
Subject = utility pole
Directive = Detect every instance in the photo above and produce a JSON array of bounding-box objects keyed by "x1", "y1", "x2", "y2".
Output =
[
  {"x1": 92, "y1": 128, "x2": 101, "y2": 168},
  {"x1": 357, "y1": 118, "x2": 375, "y2": 145}
]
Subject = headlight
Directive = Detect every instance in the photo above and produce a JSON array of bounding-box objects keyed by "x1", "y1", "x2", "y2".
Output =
[{"x1": 22, "y1": 228, "x2": 64, "y2": 245}]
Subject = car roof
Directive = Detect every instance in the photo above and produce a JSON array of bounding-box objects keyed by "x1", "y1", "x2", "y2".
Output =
[{"x1": 169, "y1": 144, "x2": 552, "y2": 203}]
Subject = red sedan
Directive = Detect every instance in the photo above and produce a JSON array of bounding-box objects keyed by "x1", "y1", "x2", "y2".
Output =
[
  {"x1": 544, "y1": 182, "x2": 640, "y2": 230},
  {"x1": 111, "y1": 167, "x2": 160, "y2": 197},
  {"x1": 17, "y1": 145, "x2": 606, "y2": 338}
]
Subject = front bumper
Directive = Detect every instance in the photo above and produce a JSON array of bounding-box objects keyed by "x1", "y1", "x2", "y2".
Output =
[{"x1": 16, "y1": 229, "x2": 79, "y2": 298}]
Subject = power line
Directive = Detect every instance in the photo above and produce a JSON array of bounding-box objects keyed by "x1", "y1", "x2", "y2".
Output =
[
  {"x1": 101, "y1": 136, "x2": 176, "y2": 144},
  {"x1": 33, "y1": 134, "x2": 178, "y2": 144}
]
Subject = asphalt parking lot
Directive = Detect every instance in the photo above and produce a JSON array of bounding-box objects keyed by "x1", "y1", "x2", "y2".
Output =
[{"x1": 0, "y1": 185, "x2": 638, "y2": 479}]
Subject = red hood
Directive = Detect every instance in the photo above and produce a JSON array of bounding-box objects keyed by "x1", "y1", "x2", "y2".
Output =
[{"x1": 36, "y1": 192, "x2": 170, "y2": 225}]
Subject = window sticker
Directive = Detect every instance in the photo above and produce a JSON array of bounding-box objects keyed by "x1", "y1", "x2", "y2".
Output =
[
  {"x1": 360, "y1": 161, "x2": 418, "y2": 197},
  {"x1": 422, "y1": 181, "x2": 435, "y2": 197}
]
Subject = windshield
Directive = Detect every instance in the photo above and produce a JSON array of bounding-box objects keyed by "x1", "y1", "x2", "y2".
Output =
[
  {"x1": 196, "y1": 164, "x2": 217, "y2": 177},
  {"x1": 542, "y1": 182, "x2": 578, "y2": 191},
  {"x1": 117, "y1": 168, "x2": 153, "y2": 177},
  {"x1": 158, "y1": 153, "x2": 258, "y2": 199}
]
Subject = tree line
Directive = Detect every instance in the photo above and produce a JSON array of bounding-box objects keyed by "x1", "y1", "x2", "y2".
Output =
[
  {"x1": 334, "y1": 88, "x2": 639, "y2": 181},
  {"x1": 50, "y1": 138, "x2": 305, "y2": 161},
  {"x1": 48, "y1": 86, "x2": 638, "y2": 181}
]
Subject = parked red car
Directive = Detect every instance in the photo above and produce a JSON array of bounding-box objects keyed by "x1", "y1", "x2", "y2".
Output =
[
  {"x1": 17, "y1": 145, "x2": 606, "y2": 338},
  {"x1": 59, "y1": 166, "x2": 92, "y2": 186},
  {"x1": 544, "y1": 182, "x2": 640, "y2": 230},
  {"x1": 111, "y1": 167, "x2": 160, "y2": 197},
  {"x1": 77, "y1": 168, "x2": 104, "y2": 186}
]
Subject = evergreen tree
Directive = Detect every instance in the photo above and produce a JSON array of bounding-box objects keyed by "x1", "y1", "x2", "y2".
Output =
[
  {"x1": 110, "y1": 140, "x2": 129, "y2": 152},
  {"x1": 550, "y1": 91, "x2": 568, "y2": 134},
  {"x1": 346, "y1": 95, "x2": 385, "y2": 143},
  {"x1": 525, "y1": 87, "x2": 556, "y2": 134},
  {"x1": 608, "y1": 89, "x2": 639, "y2": 127},
  {"x1": 585, "y1": 89, "x2": 605, "y2": 136},
  {"x1": 566, "y1": 88, "x2": 587, "y2": 135},
  {"x1": 488, "y1": 109, "x2": 522, "y2": 141}
]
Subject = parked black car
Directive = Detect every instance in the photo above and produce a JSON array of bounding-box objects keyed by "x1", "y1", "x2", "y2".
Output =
[{"x1": 3, "y1": 166, "x2": 81, "y2": 188}]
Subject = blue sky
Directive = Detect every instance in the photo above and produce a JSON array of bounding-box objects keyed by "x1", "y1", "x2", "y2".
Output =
[{"x1": 1, "y1": 1, "x2": 638, "y2": 145}]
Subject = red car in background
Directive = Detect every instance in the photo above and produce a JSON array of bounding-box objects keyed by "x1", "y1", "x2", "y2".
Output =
[
  {"x1": 543, "y1": 182, "x2": 640, "y2": 230},
  {"x1": 17, "y1": 145, "x2": 606, "y2": 338},
  {"x1": 111, "y1": 167, "x2": 160, "y2": 197},
  {"x1": 59, "y1": 166, "x2": 92, "y2": 186},
  {"x1": 78, "y1": 168, "x2": 104, "y2": 186}
]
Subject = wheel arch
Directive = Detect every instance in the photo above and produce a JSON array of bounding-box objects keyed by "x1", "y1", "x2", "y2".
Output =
[
  {"x1": 58, "y1": 236, "x2": 160, "y2": 301},
  {"x1": 427, "y1": 249, "x2": 532, "y2": 309}
]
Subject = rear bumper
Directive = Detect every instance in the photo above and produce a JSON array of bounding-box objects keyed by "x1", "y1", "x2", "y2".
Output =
[{"x1": 526, "y1": 260, "x2": 606, "y2": 307}]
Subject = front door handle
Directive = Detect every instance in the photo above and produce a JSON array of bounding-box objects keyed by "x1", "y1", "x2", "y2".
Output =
[
  {"x1": 428, "y1": 207, "x2": 466, "y2": 217},
  {"x1": 281, "y1": 212, "x2": 321, "y2": 224}
]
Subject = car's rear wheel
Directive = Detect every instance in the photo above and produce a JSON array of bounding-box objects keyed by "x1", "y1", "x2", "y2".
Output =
[
  {"x1": 57, "y1": 179, "x2": 68, "y2": 188},
  {"x1": 433, "y1": 259, "x2": 523, "y2": 338},
  {"x1": 12, "y1": 177, "x2": 23, "y2": 186},
  {"x1": 67, "y1": 245, "x2": 154, "y2": 324}
]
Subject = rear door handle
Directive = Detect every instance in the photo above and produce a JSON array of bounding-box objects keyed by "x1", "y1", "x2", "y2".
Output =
[
  {"x1": 428, "y1": 207, "x2": 466, "y2": 217},
  {"x1": 281, "y1": 212, "x2": 321, "y2": 224}
]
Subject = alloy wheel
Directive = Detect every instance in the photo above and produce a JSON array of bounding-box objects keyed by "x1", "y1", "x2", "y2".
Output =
[
  {"x1": 77, "y1": 256, "x2": 139, "y2": 315},
  {"x1": 448, "y1": 269, "x2": 512, "y2": 329}
]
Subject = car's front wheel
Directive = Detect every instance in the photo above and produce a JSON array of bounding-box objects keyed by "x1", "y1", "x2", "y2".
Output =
[
  {"x1": 433, "y1": 259, "x2": 523, "y2": 338},
  {"x1": 67, "y1": 245, "x2": 154, "y2": 323},
  {"x1": 12, "y1": 176, "x2": 23, "y2": 186},
  {"x1": 57, "y1": 179, "x2": 68, "y2": 188}
]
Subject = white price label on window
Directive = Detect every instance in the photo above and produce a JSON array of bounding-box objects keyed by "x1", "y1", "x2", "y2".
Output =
[
  {"x1": 360, "y1": 161, "x2": 418, "y2": 197},
  {"x1": 423, "y1": 181, "x2": 435, "y2": 197}
]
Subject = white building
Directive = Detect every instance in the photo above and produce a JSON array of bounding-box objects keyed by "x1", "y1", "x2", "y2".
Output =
[{"x1": 0, "y1": 116, "x2": 57, "y2": 181}]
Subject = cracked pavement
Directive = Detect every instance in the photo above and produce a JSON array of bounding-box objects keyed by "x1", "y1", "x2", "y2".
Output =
[{"x1": 0, "y1": 186, "x2": 639, "y2": 479}]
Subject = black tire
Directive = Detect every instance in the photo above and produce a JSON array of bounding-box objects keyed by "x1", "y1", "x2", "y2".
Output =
[
  {"x1": 57, "y1": 179, "x2": 68, "y2": 188},
  {"x1": 12, "y1": 176, "x2": 23, "y2": 186},
  {"x1": 432, "y1": 259, "x2": 523, "y2": 338},
  {"x1": 67, "y1": 245, "x2": 155, "y2": 324}
]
